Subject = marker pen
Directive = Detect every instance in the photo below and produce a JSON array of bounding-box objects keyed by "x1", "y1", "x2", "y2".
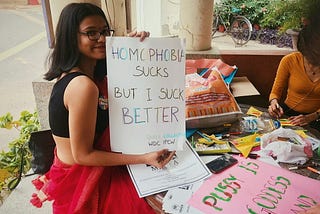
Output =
[
  {"x1": 307, "y1": 166, "x2": 320, "y2": 175},
  {"x1": 288, "y1": 165, "x2": 309, "y2": 170}
]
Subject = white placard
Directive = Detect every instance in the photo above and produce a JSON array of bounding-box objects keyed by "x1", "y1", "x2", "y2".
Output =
[
  {"x1": 127, "y1": 141, "x2": 212, "y2": 198},
  {"x1": 106, "y1": 37, "x2": 186, "y2": 153}
]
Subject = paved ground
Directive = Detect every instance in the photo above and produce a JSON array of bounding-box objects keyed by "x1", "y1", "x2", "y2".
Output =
[{"x1": 0, "y1": 3, "x2": 48, "y2": 152}]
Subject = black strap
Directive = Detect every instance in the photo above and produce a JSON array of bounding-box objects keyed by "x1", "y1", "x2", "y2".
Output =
[{"x1": 7, "y1": 145, "x2": 25, "y2": 190}]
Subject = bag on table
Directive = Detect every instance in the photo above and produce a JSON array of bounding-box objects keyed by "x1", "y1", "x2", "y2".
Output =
[
  {"x1": 185, "y1": 58, "x2": 238, "y2": 85},
  {"x1": 185, "y1": 67, "x2": 243, "y2": 128}
]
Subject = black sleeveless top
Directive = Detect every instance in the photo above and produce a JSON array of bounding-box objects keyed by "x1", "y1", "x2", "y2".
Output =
[{"x1": 49, "y1": 72, "x2": 108, "y2": 138}]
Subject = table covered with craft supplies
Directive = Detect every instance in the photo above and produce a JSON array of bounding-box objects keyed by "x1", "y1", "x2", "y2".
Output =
[
  {"x1": 145, "y1": 103, "x2": 320, "y2": 214},
  {"x1": 145, "y1": 58, "x2": 320, "y2": 214},
  {"x1": 188, "y1": 103, "x2": 320, "y2": 180}
]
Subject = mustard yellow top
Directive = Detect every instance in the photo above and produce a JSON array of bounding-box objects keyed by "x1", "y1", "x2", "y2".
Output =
[{"x1": 269, "y1": 52, "x2": 320, "y2": 114}]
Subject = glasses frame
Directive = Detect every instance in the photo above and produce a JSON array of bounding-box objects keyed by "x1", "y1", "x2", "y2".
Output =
[{"x1": 79, "y1": 29, "x2": 114, "y2": 41}]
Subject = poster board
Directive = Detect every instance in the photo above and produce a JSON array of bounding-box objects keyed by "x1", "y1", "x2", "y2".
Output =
[
  {"x1": 188, "y1": 156, "x2": 320, "y2": 213},
  {"x1": 106, "y1": 37, "x2": 186, "y2": 154},
  {"x1": 230, "y1": 76, "x2": 260, "y2": 97}
]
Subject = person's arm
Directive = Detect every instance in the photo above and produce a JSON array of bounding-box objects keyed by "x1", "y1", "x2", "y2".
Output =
[
  {"x1": 66, "y1": 75, "x2": 175, "y2": 168},
  {"x1": 268, "y1": 55, "x2": 291, "y2": 118},
  {"x1": 269, "y1": 54, "x2": 291, "y2": 103},
  {"x1": 288, "y1": 110, "x2": 320, "y2": 126}
]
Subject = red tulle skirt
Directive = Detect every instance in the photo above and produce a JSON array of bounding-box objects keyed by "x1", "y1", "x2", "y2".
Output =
[{"x1": 30, "y1": 130, "x2": 155, "y2": 214}]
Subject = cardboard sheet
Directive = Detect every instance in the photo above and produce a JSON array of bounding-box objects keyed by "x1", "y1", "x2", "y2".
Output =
[{"x1": 230, "y1": 76, "x2": 260, "y2": 97}]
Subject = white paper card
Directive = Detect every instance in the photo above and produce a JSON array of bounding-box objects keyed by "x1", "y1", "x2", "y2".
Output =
[
  {"x1": 162, "y1": 181, "x2": 204, "y2": 214},
  {"x1": 127, "y1": 141, "x2": 212, "y2": 198}
]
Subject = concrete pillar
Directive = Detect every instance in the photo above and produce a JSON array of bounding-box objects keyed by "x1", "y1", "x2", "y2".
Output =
[
  {"x1": 179, "y1": 0, "x2": 214, "y2": 51},
  {"x1": 32, "y1": 77, "x2": 54, "y2": 130}
]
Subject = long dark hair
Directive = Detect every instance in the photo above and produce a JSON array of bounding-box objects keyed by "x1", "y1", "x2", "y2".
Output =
[
  {"x1": 297, "y1": 25, "x2": 320, "y2": 67},
  {"x1": 44, "y1": 3, "x2": 109, "y2": 81},
  {"x1": 297, "y1": 1, "x2": 320, "y2": 67}
]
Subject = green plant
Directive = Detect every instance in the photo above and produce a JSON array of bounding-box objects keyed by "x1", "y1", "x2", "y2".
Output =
[
  {"x1": 260, "y1": 0, "x2": 320, "y2": 32},
  {"x1": 0, "y1": 111, "x2": 40, "y2": 202}
]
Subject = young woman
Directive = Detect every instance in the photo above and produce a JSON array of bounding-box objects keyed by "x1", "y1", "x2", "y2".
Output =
[
  {"x1": 268, "y1": 24, "x2": 320, "y2": 131},
  {"x1": 30, "y1": 3, "x2": 174, "y2": 213}
]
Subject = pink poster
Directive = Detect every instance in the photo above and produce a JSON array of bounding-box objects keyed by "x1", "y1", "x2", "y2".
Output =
[{"x1": 188, "y1": 156, "x2": 320, "y2": 213}]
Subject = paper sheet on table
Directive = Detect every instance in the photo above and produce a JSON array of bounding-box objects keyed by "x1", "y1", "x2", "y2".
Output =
[
  {"x1": 162, "y1": 181, "x2": 204, "y2": 214},
  {"x1": 127, "y1": 141, "x2": 212, "y2": 197}
]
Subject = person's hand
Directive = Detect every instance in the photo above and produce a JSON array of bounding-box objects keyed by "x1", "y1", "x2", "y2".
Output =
[
  {"x1": 288, "y1": 113, "x2": 315, "y2": 126},
  {"x1": 144, "y1": 149, "x2": 176, "y2": 169},
  {"x1": 297, "y1": 204, "x2": 320, "y2": 214},
  {"x1": 127, "y1": 30, "x2": 150, "y2": 41},
  {"x1": 268, "y1": 99, "x2": 283, "y2": 119}
]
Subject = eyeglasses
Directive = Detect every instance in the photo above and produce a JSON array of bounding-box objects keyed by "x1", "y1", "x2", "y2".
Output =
[{"x1": 79, "y1": 29, "x2": 114, "y2": 41}]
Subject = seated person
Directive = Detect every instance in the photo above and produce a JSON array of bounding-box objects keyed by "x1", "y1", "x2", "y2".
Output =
[{"x1": 268, "y1": 24, "x2": 320, "y2": 131}]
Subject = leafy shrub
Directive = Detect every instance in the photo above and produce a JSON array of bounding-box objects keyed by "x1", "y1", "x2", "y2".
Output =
[
  {"x1": 0, "y1": 111, "x2": 40, "y2": 203},
  {"x1": 215, "y1": 0, "x2": 320, "y2": 32},
  {"x1": 251, "y1": 28, "x2": 293, "y2": 48},
  {"x1": 260, "y1": 0, "x2": 320, "y2": 32}
]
